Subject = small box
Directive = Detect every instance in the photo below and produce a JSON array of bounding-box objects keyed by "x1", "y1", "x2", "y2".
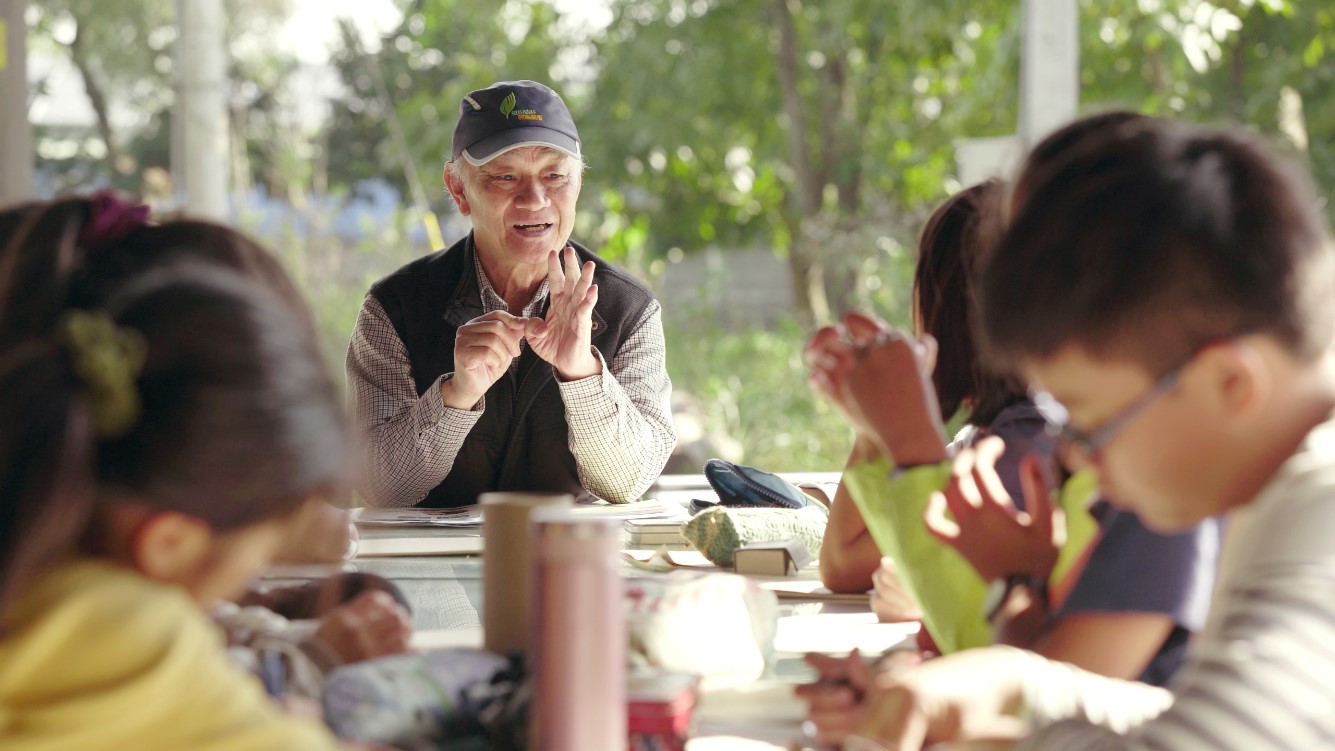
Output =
[
  {"x1": 732, "y1": 541, "x2": 812, "y2": 576},
  {"x1": 628, "y1": 668, "x2": 700, "y2": 751}
]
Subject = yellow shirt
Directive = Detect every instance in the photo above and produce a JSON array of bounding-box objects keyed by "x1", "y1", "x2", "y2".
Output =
[{"x1": 0, "y1": 559, "x2": 342, "y2": 751}]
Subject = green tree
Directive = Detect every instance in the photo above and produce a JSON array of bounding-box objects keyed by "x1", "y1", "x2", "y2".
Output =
[
  {"x1": 1078, "y1": 0, "x2": 1334, "y2": 224},
  {"x1": 323, "y1": 0, "x2": 578, "y2": 215},
  {"x1": 28, "y1": 0, "x2": 176, "y2": 180},
  {"x1": 579, "y1": 0, "x2": 1019, "y2": 326},
  {"x1": 28, "y1": 0, "x2": 294, "y2": 194}
]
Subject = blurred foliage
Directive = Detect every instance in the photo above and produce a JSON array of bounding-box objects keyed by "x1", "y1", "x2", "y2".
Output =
[
  {"x1": 580, "y1": 0, "x2": 1021, "y2": 324},
  {"x1": 323, "y1": 0, "x2": 578, "y2": 213},
  {"x1": 27, "y1": 0, "x2": 1335, "y2": 471},
  {"x1": 29, "y1": 0, "x2": 298, "y2": 195},
  {"x1": 665, "y1": 312, "x2": 854, "y2": 470}
]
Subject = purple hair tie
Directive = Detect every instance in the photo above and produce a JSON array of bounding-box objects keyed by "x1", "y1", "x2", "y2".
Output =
[{"x1": 77, "y1": 190, "x2": 151, "y2": 252}]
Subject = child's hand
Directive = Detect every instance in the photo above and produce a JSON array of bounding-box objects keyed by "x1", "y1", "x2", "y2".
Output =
[
  {"x1": 871, "y1": 557, "x2": 922, "y2": 623},
  {"x1": 276, "y1": 694, "x2": 324, "y2": 720},
  {"x1": 795, "y1": 650, "x2": 872, "y2": 748},
  {"x1": 851, "y1": 646, "x2": 1030, "y2": 748},
  {"x1": 842, "y1": 320, "x2": 947, "y2": 467},
  {"x1": 313, "y1": 590, "x2": 412, "y2": 664},
  {"x1": 805, "y1": 321, "x2": 874, "y2": 435},
  {"x1": 924, "y1": 439, "x2": 1062, "y2": 582}
]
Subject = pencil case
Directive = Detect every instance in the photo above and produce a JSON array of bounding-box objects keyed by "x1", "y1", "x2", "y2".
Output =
[{"x1": 698, "y1": 458, "x2": 827, "y2": 515}]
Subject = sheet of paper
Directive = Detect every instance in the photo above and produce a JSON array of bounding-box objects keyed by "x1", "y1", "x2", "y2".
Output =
[
  {"x1": 571, "y1": 497, "x2": 675, "y2": 520},
  {"x1": 772, "y1": 611, "x2": 918, "y2": 656},
  {"x1": 622, "y1": 548, "x2": 718, "y2": 571},
  {"x1": 353, "y1": 498, "x2": 681, "y2": 526},
  {"x1": 754, "y1": 578, "x2": 871, "y2": 603},
  {"x1": 411, "y1": 627, "x2": 483, "y2": 651},
  {"x1": 353, "y1": 506, "x2": 483, "y2": 527}
]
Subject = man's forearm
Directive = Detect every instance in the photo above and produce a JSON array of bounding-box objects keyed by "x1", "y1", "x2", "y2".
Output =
[
  {"x1": 357, "y1": 378, "x2": 482, "y2": 507},
  {"x1": 561, "y1": 367, "x2": 674, "y2": 503}
]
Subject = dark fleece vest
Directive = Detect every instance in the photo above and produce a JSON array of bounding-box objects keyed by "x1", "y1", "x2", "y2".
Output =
[{"x1": 369, "y1": 234, "x2": 656, "y2": 508}]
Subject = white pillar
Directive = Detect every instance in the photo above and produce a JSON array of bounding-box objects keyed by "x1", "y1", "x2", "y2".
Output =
[
  {"x1": 1018, "y1": 0, "x2": 1079, "y2": 148},
  {"x1": 0, "y1": 0, "x2": 33, "y2": 204},
  {"x1": 174, "y1": 0, "x2": 229, "y2": 221}
]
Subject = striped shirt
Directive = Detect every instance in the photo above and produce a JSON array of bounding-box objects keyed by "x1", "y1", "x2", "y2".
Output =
[
  {"x1": 346, "y1": 250, "x2": 675, "y2": 507},
  {"x1": 1016, "y1": 413, "x2": 1335, "y2": 750}
]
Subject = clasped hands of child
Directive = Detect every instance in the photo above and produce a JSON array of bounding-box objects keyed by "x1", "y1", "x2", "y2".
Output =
[{"x1": 801, "y1": 310, "x2": 1068, "y2": 749}]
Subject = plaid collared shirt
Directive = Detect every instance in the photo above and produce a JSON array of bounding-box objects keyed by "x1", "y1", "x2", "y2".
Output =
[{"x1": 346, "y1": 250, "x2": 675, "y2": 506}]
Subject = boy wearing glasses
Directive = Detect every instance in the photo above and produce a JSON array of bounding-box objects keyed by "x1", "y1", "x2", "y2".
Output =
[{"x1": 844, "y1": 118, "x2": 1335, "y2": 749}]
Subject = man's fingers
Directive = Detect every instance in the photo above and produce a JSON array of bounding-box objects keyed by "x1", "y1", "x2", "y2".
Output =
[
  {"x1": 458, "y1": 320, "x2": 524, "y2": 355},
  {"x1": 546, "y1": 248, "x2": 566, "y2": 289},
  {"x1": 562, "y1": 245, "x2": 582, "y2": 293},
  {"x1": 472, "y1": 310, "x2": 523, "y2": 325},
  {"x1": 577, "y1": 282, "x2": 598, "y2": 317},
  {"x1": 458, "y1": 344, "x2": 510, "y2": 375},
  {"x1": 466, "y1": 334, "x2": 518, "y2": 366}
]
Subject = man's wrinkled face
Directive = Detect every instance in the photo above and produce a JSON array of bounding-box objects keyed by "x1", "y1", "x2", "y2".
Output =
[{"x1": 447, "y1": 146, "x2": 581, "y2": 272}]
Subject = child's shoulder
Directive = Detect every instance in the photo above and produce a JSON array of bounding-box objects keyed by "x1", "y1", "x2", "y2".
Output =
[
  {"x1": 1239, "y1": 412, "x2": 1335, "y2": 569},
  {"x1": 13, "y1": 558, "x2": 195, "y2": 627},
  {"x1": 3, "y1": 558, "x2": 210, "y2": 677}
]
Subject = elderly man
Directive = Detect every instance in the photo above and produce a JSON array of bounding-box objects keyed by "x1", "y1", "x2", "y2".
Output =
[{"x1": 347, "y1": 80, "x2": 675, "y2": 508}]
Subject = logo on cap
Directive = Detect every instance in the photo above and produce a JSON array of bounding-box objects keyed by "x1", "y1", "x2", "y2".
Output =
[{"x1": 498, "y1": 89, "x2": 544, "y2": 122}]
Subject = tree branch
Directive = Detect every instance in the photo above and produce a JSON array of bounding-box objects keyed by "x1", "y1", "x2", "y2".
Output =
[{"x1": 66, "y1": 17, "x2": 119, "y2": 168}]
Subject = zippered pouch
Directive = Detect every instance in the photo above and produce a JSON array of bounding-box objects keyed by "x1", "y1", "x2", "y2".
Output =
[{"x1": 699, "y1": 458, "x2": 827, "y2": 515}]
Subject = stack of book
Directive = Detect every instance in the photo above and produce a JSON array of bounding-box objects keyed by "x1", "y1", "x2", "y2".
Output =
[{"x1": 624, "y1": 518, "x2": 690, "y2": 549}]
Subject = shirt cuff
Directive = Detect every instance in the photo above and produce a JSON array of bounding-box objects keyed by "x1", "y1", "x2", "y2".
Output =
[
  {"x1": 556, "y1": 349, "x2": 614, "y2": 412},
  {"x1": 420, "y1": 373, "x2": 485, "y2": 430}
]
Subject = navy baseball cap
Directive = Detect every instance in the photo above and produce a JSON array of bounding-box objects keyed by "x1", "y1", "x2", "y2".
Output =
[{"x1": 451, "y1": 80, "x2": 581, "y2": 166}]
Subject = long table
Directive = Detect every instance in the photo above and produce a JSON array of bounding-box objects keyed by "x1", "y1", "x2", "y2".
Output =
[{"x1": 262, "y1": 476, "x2": 916, "y2": 748}]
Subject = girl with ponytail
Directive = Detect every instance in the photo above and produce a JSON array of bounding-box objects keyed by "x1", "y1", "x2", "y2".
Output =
[{"x1": 0, "y1": 194, "x2": 374, "y2": 750}]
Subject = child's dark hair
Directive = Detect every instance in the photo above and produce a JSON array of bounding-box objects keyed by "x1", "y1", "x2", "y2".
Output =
[
  {"x1": 980, "y1": 117, "x2": 1335, "y2": 373},
  {"x1": 0, "y1": 196, "x2": 316, "y2": 348},
  {"x1": 913, "y1": 179, "x2": 1024, "y2": 426},
  {"x1": 0, "y1": 196, "x2": 349, "y2": 620},
  {"x1": 1007, "y1": 110, "x2": 1147, "y2": 214}
]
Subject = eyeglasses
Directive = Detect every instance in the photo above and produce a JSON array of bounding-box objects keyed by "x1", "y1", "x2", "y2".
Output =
[{"x1": 1031, "y1": 362, "x2": 1186, "y2": 457}]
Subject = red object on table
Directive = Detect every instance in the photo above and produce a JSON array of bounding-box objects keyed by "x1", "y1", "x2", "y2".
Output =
[{"x1": 628, "y1": 669, "x2": 700, "y2": 751}]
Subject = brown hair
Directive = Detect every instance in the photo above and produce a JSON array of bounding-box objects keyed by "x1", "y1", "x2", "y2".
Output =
[
  {"x1": 913, "y1": 179, "x2": 1023, "y2": 426},
  {"x1": 1008, "y1": 110, "x2": 1147, "y2": 215},
  {"x1": 0, "y1": 197, "x2": 349, "y2": 620},
  {"x1": 980, "y1": 117, "x2": 1335, "y2": 373}
]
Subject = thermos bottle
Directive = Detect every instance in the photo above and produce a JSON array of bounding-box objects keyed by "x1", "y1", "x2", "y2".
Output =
[
  {"x1": 481, "y1": 491, "x2": 574, "y2": 656},
  {"x1": 528, "y1": 511, "x2": 626, "y2": 751}
]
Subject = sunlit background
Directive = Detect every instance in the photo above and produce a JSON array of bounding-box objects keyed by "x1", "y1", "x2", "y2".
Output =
[{"x1": 16, "y1": 0, "x2": 1335, "y2": 471}]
